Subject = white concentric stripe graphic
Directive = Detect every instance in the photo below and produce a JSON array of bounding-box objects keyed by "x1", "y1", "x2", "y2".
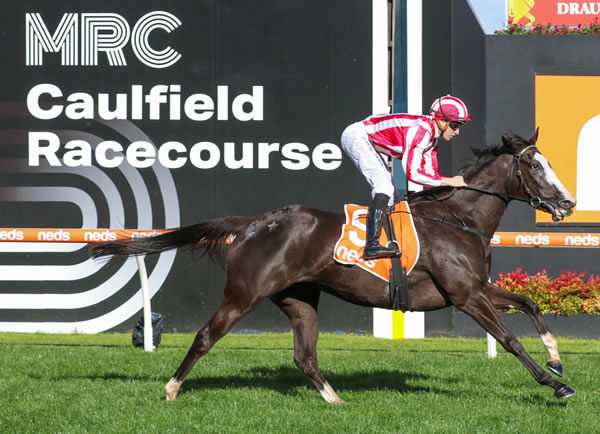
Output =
[
  {"x1": 0, "y1": 129, "x2": 153, "y2": 287},
  {"x1": 0, "y1": 186, "x2": 96, "y2": 257},
  {"x1": 0, "y1": 257, "x2": 137, "y2": 308},
  {"x1": 93, "y1": 119, "x2": 180, "y2": 225},
  {"x1": 0, "y1": 249, "x2": 175, "y2": 332},
  {"x1": 0, "y1": 117, "x2": 180, "y2": 329},
  {"x1": 0, "y1": 156, "x2": 124, "y2": 253},
  {"x1": 55, "y1": 129, "x2": 152, "y2": 227},
  {"x1": 0, "y1": 127, "x2": 143, "y2": 251}
]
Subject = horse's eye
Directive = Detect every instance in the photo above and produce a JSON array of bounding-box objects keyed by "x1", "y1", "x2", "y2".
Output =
[{"x1": 531, "y1": 163, "x2": 541, "y2": 170}]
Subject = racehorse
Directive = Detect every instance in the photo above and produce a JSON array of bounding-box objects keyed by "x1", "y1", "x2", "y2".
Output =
[{"x1": 91, "y1": 128, "x2": 577, "y2": 402}]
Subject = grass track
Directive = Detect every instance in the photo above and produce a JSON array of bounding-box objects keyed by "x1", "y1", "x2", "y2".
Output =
[{"x1": 1, "y1": 332, "x2": 599, "y2": 433}]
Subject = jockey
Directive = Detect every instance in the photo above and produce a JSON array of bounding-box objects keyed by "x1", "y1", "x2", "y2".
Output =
[{"x1": 341, "y1": 95, "x2": 471, "y2": 260}]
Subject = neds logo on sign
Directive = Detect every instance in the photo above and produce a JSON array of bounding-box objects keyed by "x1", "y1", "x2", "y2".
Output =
[{"x1": 26, "y1": 11, "x2": 182, "y2": 68}]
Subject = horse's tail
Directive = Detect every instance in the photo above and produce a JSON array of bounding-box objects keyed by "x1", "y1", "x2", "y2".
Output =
[{"x1": 89, "y1": 216, "x2": 251, "y2": 261}]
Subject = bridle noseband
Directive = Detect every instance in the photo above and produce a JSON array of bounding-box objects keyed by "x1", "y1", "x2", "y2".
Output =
[
  {"x1": 508, "y1": 144, "x2": 564, "y2": 215},
  {"x1": 509, "y1": 144, "x2": 544, "y2": 208}
]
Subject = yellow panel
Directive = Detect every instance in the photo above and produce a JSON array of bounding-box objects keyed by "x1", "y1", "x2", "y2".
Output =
[
  {"x1": 392, "y1": 310, "x2": 404, "y2": 339},
  {"x1": 535, "y1": 75, "x2": 600, "y2": 224}
]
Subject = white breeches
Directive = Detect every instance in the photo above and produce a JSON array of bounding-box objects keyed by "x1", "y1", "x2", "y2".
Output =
[{"x1": 341, "y1": 121, "x2": 398, "y2": 206}]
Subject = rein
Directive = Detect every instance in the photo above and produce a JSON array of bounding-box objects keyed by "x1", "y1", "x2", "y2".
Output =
[
  {"x1": 461, "y1": 185, "x2": 525, "y2": 204},
  {"x1": 396, "y1": 190, "x2": 492, "y2": 238},
  {"x1": 399, "y1": 144, "x2": 549, "y2": 240},
  {"x1": 391, "y1": 209, "x2": 493, "y2": 239}
]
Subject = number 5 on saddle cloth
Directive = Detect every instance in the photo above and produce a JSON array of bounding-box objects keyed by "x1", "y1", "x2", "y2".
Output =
[{"x1": 333, "y1": 201, "x2": 420, "y2": 311}]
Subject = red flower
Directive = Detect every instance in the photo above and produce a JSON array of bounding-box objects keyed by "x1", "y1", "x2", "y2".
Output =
[
  {"x1": 497, "y1": 19, "x2": 600, "y2": 35},
  {"x1": 494, "y1": 268, "x2": 600, "y2": 314}
]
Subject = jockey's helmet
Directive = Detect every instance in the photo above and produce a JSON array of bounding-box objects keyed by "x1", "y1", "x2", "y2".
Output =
[{"x1": 430, "y1": 95, "x2": 471, "y2": 124}]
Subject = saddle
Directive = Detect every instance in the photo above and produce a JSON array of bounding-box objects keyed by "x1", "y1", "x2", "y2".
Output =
[{"x1": 333, "y1": 201, "x2": 420, "y2": 311}]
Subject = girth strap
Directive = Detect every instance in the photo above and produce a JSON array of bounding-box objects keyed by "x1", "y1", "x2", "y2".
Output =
[{"x1": 382, "y1": 213, "x2": 410, "y2": 312}]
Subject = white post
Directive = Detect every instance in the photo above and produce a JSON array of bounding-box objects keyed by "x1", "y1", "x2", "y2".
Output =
[
  {"x1": 487, "y1": 332, "x2": 497, "y2": 359},
  {"x1": 404, "y1": 311, "x2": 425, "y2": 338},
  {"x1": 136, "y1": 255, "x2": 153, "y2": 352},
  {"x1": 486, "y1": 277, "x2": 497, "y2": 358},
  {"x1": 406, "y1": 0, "x2": 422, "y2": 115},
  {"x1": 373, "y1": 308, "x2": 394, "y2": 339},
  {"x1": 407, "y1": 0, "x2": 423, "y2": 194},
  {"x1": 372, "y1": 0, "x2": 389, "y2": 114}
]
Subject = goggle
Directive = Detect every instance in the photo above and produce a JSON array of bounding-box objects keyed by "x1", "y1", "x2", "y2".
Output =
[{"x1": 448, "y1": 120, "x2": 466, "y2": 130}]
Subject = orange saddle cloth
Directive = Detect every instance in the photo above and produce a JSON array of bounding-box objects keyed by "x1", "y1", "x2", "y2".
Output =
[{"x1": 333, "y1": 201, "x2": 420, "y2": 282}]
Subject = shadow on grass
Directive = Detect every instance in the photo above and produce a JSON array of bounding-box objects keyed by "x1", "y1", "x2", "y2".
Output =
[
  {"x1": 178, "y1": 366, "x2": 460, "y2": 398},
  {"x1": 65, "y1": 367, "x2": 455, "y2": 397},
  {"x1": 516, "y1": 393, "x2": 570, "y2": 408},
  {"x1": 55, "y1": 367, "x2": 564, "y2": 405}
]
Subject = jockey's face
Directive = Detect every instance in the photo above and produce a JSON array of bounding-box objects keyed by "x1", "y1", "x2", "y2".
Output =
[
  {"x1": 442, "y1": 123, "x2": 461, "y2": 141},
  {"x1": 435, "y1": 119, "x2": 463, "y2": 141}
]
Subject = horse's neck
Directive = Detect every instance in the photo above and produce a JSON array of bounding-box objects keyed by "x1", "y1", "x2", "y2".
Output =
[
  {"x1": 456, "y1": 156, "x2": 514, "y2": 234},
  {"x1": 452, "y1": 191, "x2": 509, "y2": 235}
]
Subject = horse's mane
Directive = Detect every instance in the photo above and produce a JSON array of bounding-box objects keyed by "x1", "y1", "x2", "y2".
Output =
[
  {"x1": 461, "y1": 131, "x2": 530, "y2": 176},
  {"x1": 407, "y1": 132, "x2": 528, "y2": 201}
]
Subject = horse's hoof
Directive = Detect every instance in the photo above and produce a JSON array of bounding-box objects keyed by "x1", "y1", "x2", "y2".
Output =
[
  {"x1": 547, "y1": 361, "x2": 563, "y2": 377},
  {"x1": 554, "y1": 385, "x2": 576, "y2": 399},
  {"x1": 165, "y1": 378, "x2": 182, "y2": 401}
]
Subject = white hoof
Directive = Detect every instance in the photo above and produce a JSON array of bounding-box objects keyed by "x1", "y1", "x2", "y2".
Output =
[
  {"x1": 165, "y1": 378, "x2": 182, "y2": 401},
  {"x1": 319, "y1": 382, "x2": 343, "y2": 404}
]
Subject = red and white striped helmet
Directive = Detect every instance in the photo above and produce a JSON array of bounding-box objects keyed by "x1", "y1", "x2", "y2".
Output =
[{"x1": 430, "y1": 95, "x2": 471, "y2": 122}]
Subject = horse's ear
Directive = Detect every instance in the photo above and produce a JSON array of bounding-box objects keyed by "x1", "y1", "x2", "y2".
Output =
[
  {"x1": 529, "y1": 127, "x2": 539, "y2": 145},
  {"x1": 501, "y1": 134, "x2": 516, "y2": 152}
]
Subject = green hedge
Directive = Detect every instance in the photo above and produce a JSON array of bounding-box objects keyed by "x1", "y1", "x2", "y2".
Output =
[{"x1": 494, "y1": 268, "x2": 600, "y2": 314}]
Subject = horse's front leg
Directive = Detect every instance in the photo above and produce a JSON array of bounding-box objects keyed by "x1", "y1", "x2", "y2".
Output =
[
  {"x1": 485, "y1": 282, "x2": 563, "y2": 377},
  {"x1": 457, "y1": 291, "x2": 575, "y2": 399}
]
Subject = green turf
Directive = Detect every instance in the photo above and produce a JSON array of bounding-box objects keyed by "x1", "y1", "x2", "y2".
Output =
[{"x1": 0, "y1": 332, "x2": 599, "y2": 433}]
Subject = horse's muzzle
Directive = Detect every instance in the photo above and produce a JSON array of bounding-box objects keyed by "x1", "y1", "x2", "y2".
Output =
[{"x1": 551, "y1": 198, "x2": 576, "y2": 222}]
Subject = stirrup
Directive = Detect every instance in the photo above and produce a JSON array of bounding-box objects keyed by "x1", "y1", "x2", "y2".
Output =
[
  {"x1": 386, "y1": 239, "x2": 401, "y2": 252},
  {"x1": 364, "y1": 244, "x2": 400, "y2": 260}
]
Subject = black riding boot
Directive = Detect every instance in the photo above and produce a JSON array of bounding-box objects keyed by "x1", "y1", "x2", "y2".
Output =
[{"x1": 364, "y1": 193, "x2": 400, "y2": 260}]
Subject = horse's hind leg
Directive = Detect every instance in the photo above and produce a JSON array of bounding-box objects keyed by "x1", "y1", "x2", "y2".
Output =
[
  {"x1": 458, "y1": 292, "x2": 575, "y2": 399},
  {"x1": 271, "y1": 287, "x2": 343, "y2": 404},
  {"x1": 165, "y1": 296, "x2": 259, "y2": 401},
  {"x1": 486, "y1": 282, "x2": 563, "y2": 376}
]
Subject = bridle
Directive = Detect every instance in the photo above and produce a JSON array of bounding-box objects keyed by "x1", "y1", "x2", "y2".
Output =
[
  {"x1": 508, "y1": 144, "x2": 544, "y2": 208},
  {"x1": 401, "y1": 144, "x2": 554, "y2": 239},
  {"x1": 410, "y1": 145, "x2": 541, "y2": 206},
  {"x1": 465, "y1": 144, "x2": 546, "y2": 208}
]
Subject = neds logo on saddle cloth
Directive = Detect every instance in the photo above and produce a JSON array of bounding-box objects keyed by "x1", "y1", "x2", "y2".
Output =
[{"x1": 333, "y1": 202, "x2": 420, "y2": 281}]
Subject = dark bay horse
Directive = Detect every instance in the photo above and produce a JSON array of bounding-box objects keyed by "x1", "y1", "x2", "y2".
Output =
[{"x1": 91, "y1": 129, "x2": 577, "y2": 402}]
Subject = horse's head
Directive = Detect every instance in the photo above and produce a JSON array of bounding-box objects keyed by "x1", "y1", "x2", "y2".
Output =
[{"x1": 502, "y1": 128, "x2": 576, "y2": 222}]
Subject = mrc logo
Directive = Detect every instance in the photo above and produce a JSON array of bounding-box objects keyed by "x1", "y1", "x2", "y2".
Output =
[{"x1": 25, "y1": 11, "x2": 181, "y2": 68}]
